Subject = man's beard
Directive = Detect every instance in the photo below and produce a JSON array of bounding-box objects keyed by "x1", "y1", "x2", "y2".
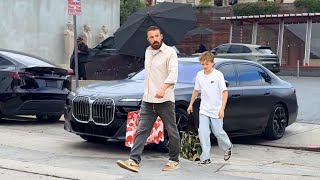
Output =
[{"x1": 151, "y1": 41, "x2": 162, "y2": 50}]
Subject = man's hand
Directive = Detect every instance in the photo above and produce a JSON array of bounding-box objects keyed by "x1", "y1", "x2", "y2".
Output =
[
  {"x1": 155, "y1": 88, "x2": 165, "y2": 99},
  {"x1": 187, "y1": 105, "x2": 193, "y2": 114},
  {"x1": 218, "y1": 109, "x2": 225, "y2": 119}
]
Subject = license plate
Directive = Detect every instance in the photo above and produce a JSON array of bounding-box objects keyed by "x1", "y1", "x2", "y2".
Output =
[{"x1": 46, "y1": 80, "x2": 57, "y2": 87}]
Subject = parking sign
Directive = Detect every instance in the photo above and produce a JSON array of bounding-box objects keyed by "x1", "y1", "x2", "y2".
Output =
[{"x1": 68, "y1": 0, "x2": 82, "y2": 16}]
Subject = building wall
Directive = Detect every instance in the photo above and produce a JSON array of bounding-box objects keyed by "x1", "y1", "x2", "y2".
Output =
[
  {"x1": 155, "y1": 0, "x2": 201, "y2": 5},
  {"x1": 0, "y1": 0, "x2": 120, "y2": 64}
]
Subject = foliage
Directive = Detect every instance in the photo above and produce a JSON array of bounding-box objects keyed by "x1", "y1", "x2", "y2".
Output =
[
  {"x1": 195, "y1": 0, "x2": 213, "y2": 7},
  {"x1": 294, "y1": 0, "x2": 320, "y2": 13},
  {"x1": 120, "y1": 0, "x2": 146, "y2": 25},
  {"x1": 233, "y1": 1, "x2": 280, "y2": 16}
]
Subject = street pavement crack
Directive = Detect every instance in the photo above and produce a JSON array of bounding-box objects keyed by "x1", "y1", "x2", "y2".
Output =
[
  {"x1": 0, "y1": 166, "x2": 76, "y2": 180},
  {"x1": 214, "y1": 164, "x2": 225, "y2": 173}
]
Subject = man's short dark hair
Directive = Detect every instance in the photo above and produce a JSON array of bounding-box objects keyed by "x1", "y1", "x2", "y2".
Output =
[{"x1": 146, "y1": 26, "x2": 161, "y2": 36}]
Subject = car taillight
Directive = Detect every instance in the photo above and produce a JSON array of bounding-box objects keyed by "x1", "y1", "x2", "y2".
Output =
[{"x1": 8, "y1": 72, "x2": 34, "y2": 79}]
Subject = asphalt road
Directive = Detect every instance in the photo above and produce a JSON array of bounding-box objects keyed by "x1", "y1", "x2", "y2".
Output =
[
  {"x1": 0, "y1": 117, "x2": 319, "y2": 179},
  {"x1": 279, "y1": 76, "x2": 320, "y2": 124}
]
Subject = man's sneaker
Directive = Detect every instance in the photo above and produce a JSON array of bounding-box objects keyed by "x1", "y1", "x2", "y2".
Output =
[
  {"x1": 162, "y1": 160, "x2": 180, "y2": 171},
  {"x1": 198, "y1": 159, "x2": 211, "y2": 166},
  {"x1": 224, "y1": 147, "x2": 232, "y2": 161},
  {"x1": 116, "y1": 159, "x2": 140, "y2": 173}
]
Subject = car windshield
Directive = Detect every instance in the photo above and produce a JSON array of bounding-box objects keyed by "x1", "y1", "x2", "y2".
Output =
[
  {"x1": 131, "y1": 61, "x2": 202, "y2": 84},
  {"x1": 257, "y1": 47, "x2": 274, "y2": 54},
  {"x1": 0, "y1": 51, "x2": 55, "y2": 67}
]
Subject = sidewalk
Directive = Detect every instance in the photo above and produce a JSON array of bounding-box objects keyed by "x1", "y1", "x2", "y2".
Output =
[
  {"x1": 60, "y1": 113, "x2": 320, "y2": 152},
  {"x1": 252, "y1": 122, "x2": 320, "y2": 152}
]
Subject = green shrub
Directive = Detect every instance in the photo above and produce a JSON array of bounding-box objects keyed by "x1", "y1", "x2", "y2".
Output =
[
  {"x1": 294, "y1": 0, "x2": 320, "y2": 13},
  {"x1": 233, "y1": 1, "x2": 280, "y2": 16}
]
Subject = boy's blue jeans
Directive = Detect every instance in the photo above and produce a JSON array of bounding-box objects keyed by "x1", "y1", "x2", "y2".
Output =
[{"x1": 198, "y1": 113, "x2": 232, "y2": 161}]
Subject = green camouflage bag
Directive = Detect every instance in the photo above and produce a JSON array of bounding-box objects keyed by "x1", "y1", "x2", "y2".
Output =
[
  {"x1": 180, "y1": 131, "x2": 202, "y2": 161},
  {"x1": 180, "y1": 112, "x2": 202, "y2": 161}
]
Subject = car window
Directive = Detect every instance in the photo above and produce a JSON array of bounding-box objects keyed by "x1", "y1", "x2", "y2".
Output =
[
  {"x1": 243, "y1": 46, "x2": 252, "y2": 53},
  {"x1": 101, "y1": 37, "x2": 115, "y2": 49},
  {"x1": 0, "y1": 51, "x2": 55, "y2": 67},
  {"x1": 0, "y1": 57, "x2": 14, "y2": 67},
  {"x1": 214, "y1": 45, "x2": 230, "y2": 54},
  {"x1": 228, "y1": 45, "x2": 246, "y2": 53},
  {"x1": 256, "y1": 47, "x2": 274, "y2": 54},
  {"x1": 217, "y1": 64, "x2": 237, "y2": 87},
  {"x1": 236, "y1": 63, "x2": 270, "y2": 86},
  {"x1": 131, "y1": 62, "x2": 202, "y2": 84}
]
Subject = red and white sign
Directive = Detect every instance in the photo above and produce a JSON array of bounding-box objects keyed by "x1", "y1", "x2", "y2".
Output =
[{"x1": 68, "y1": 0, "x2": 82, "y2": 16}]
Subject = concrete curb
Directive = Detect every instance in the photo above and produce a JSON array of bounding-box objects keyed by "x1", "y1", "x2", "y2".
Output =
[{"x1": 256, "y1": 144, "x2": 320, "y2": 152}]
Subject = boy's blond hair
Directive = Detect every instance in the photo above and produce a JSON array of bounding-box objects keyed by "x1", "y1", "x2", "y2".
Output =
[{"x1": 198, "y1": 51, "x2": 214, "y2": 63}]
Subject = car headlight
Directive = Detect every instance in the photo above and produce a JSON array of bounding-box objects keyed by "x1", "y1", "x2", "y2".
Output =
[
  {"x1": 67, "y1": 91, "x2": 77, "y2": 102},
  {"x1": 119, "y1": 98, "x2": 142, "y2": 102},
  {"x1": 70, "y1": 91, "x2": 76, "y2": 97}
]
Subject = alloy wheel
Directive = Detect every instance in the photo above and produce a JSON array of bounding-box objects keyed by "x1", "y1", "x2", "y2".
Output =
[{"x1": 272, "y1": 106, "x2": 287, "y2": 136}]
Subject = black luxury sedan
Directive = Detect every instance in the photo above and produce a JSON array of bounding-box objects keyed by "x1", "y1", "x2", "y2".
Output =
[
  {"x1": 64, "y1": 57, "x2": 297, "y2": 148},
  {"x1": 0, "y1": 49, "x2": 71, "y2": 122}
]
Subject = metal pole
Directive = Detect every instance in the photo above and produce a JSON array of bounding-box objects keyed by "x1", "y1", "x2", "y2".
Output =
[
  {"x1": 251, "y1": 21, "x2": 258, "y2": 45},
  {"x1": 297, "y1": 60, "x2": 300, "y2": 78},
  {"x1": 229, "y1": 21, "x2": 233, "y2": 43},
  {"x1": 278, "y1": 20, "x2": 284, "y2": 66},
  {"x1": 73, "y1": 15, "x2": 79, "y2": 87}
]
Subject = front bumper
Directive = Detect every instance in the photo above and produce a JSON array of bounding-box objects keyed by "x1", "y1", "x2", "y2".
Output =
[{"x1": 64, "y1": 105, "x2": 127, "y2": 139}]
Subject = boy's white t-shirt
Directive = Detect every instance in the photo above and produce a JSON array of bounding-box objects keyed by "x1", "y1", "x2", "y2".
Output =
[{"x1": 194, "y1": 69, "x2": 227, "y2": 119}]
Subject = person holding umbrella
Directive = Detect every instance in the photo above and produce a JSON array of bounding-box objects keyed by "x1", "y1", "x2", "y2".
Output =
[{"x1": 117, "y1": 26, "x2": 180, "y2": 172}]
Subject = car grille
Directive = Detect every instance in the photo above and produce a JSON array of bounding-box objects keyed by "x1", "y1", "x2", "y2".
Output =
[
  {"x1": 72, "y1": 96, "x2": 115, "y2": 126},
  {"x1": 92, "y1": 99, "x2": 115, "y2": 125},
  {"x1": 72, "y1": 96, "x2": 90, "y2": 122}
]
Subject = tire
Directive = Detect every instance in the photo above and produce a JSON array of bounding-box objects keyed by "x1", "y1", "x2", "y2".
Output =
[
  {"x1": 264, "y1": 104, "x2": 287, "y2": 140},
  {"x1": 80, "y1": 135, "x2": 107, "y2": 143},
  {"x1": 156, "y1": 107, "x2": 189, "y2": 153},
  {"x1": 36, "y1": 115, "x2": 62, "y2": 123}
]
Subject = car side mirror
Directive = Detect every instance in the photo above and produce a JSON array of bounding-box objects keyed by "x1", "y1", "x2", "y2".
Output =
[
  {"x1": 212, "y1": 50, "x2": 217, "y2": 55},
  {"x1": 96, "y1": 44, "x2": 102, "y2": 49},
  {"x1": 225, "y1": 80, "x2": 229, "y2": 87},
  {"x1": 128, "y1": 72, "x2": 136, "y2": 79}
]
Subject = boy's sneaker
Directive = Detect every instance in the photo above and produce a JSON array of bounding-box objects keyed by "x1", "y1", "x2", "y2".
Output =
[
  {"x1": 162, "y1": 160, "x2": 180, "y2": 171},
  {"x1": 224, "y1": 147, "x2": 232, "y2": 161},
  {"x1": 198, "y1": 159, "x2": 211, "y2": 166},
  {"x1": 116, "y1": 159, "x2": 140, "y2": 172}
]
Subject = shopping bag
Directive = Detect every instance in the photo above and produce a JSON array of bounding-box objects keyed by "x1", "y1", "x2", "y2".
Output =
[
  {"x1": 180, "y1": 112, "x2": 202, "y2": 161},
  {"x1": 125, "y1": 110, "x2": 164, "y2": 148}
]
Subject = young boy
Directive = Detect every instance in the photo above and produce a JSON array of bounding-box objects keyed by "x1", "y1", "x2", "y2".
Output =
[{"x1": 187, "y1": 51, "x2": 232, "y2": 165}]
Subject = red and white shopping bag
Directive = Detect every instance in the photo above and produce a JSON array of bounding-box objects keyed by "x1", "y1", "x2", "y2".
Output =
[{"x1": 125, "y1": 110, "x2": 164, "y2": 148}]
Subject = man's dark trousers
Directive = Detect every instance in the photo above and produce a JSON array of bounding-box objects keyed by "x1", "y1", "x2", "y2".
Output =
[{"x1": 130, "y1": 101, "x2": 180, "y2": 164}]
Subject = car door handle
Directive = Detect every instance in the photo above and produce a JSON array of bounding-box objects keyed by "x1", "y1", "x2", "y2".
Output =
[
  {"x1": 231, "y1": 94, "x2": 241, "y2": 98},
  {"x1": 264, "y1": 92, "x2": 271, "y2": 96}
]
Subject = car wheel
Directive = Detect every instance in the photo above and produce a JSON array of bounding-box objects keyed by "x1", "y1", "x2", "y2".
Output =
[
  {"x1": 80, "y1": 135, "x2": 107, "y2": 143},
  {"x1": 156, "y1": 107, "x2": 189, "y2": 153},
  {"x1": 36, "y1": 115, "x2": 62, "y2": 123},
  {"x1": 264, "y1": 104, "x2": 287, "y2": 140}
]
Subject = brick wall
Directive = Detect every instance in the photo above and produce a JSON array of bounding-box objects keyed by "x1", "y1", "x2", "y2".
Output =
[{"x1": 176, "y1": 4, "x2": 307, "y2": 55}]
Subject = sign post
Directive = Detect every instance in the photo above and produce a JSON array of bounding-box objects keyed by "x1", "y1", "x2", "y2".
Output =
[{"x1": 68, "y1": 0, "x2": 82, "y2": 88}]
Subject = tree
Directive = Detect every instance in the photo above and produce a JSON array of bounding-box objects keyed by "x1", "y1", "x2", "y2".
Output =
[{"x1": 120, "y1": 0, "x2": 146, "y2": 25}]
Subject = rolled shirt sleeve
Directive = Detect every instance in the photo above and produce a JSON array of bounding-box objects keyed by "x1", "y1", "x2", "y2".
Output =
[{"x1": 164, "y1": 51, "x2": 178, "y2": 85}]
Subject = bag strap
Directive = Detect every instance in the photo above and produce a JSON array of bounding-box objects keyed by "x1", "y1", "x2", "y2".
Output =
[{"x1": 186, "y1": 112, "x2": 197, "y2": 133}]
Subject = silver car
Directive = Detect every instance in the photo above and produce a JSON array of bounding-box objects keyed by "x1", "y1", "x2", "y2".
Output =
[{"x1": 212, "y1": 43, "x2": 280, "y2": 73}]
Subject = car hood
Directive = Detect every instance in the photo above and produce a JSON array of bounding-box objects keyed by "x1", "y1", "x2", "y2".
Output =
[{"x1": 77, "y1": 79, "x2": 194, "y2": 97}]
